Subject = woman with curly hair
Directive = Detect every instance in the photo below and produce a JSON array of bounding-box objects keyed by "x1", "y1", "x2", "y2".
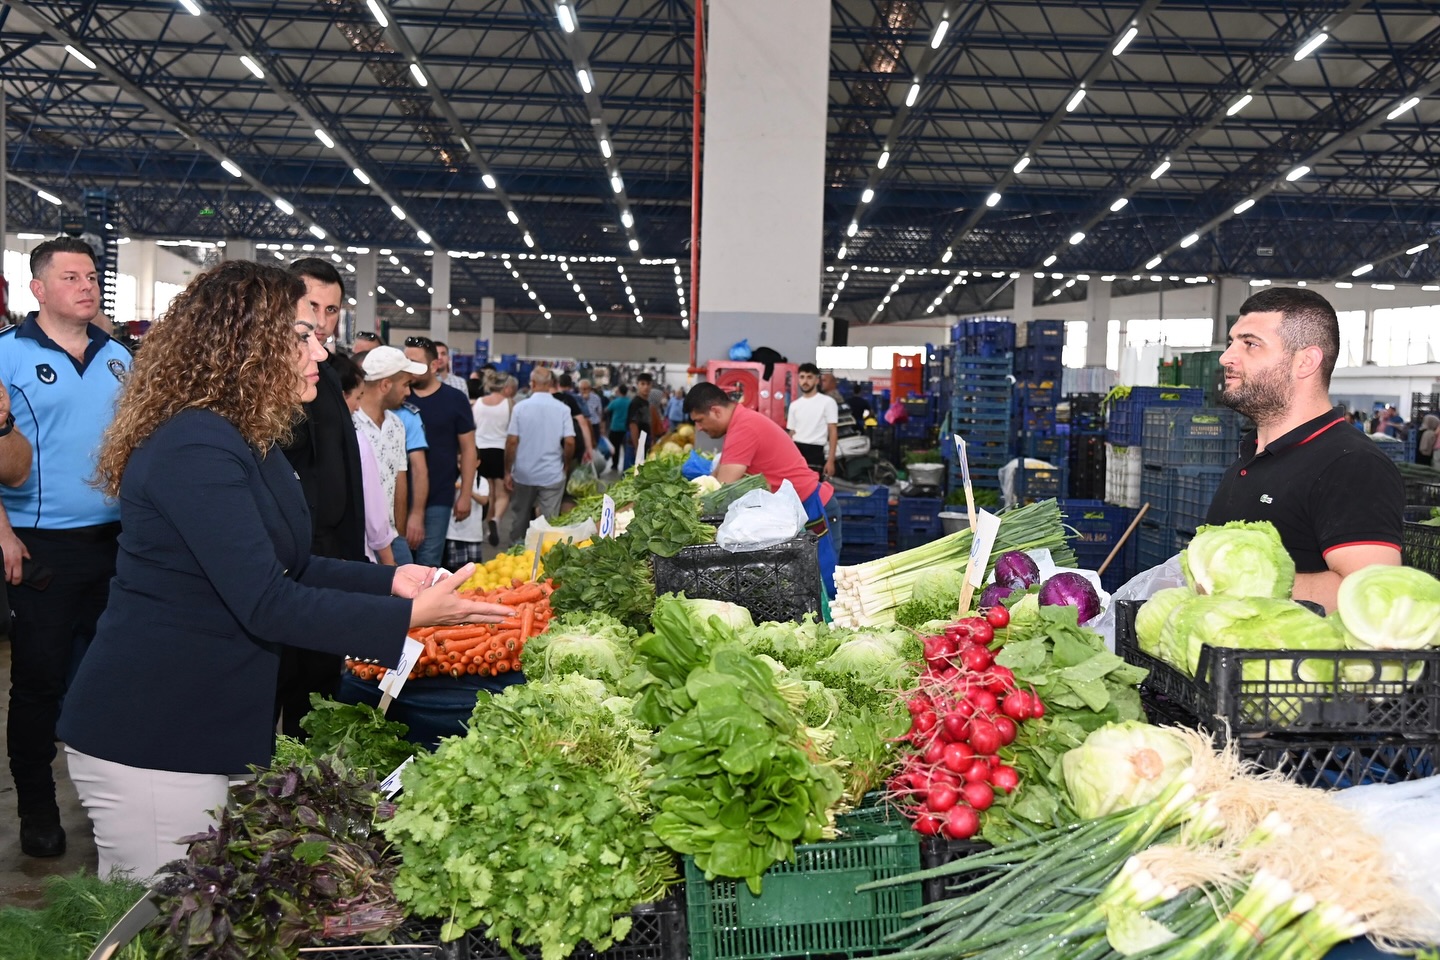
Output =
[{"x1": 57, "y1": 260, "x2": 512, "y2": 880}]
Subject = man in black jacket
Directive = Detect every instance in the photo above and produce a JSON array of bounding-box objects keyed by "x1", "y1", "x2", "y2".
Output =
[{"x1": 276, "y1": 258, "x2": 366, "y2": 735}]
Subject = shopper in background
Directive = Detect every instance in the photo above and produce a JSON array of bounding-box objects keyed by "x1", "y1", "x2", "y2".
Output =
[
  {"x1": 56, "y1": 260, "x2": 513, "y2": 880},
  {"x1": 1418, "y1": 414, "x2": 1439, "y2": 466},
  {"x1": 352, "y1": 330, "x2": 381, "y2": 354},
  {"x1": 403, "y1": 336, "x2": 477, "y2": 566},
  {"x1": 820, "y1": 369, "x2": 861, "y2": 439},
  {"x1": 276, "y1": 257, "x2": 368, "y2": 738},
  {"x1": 1207, "y1": 286, "x2": 1403, "y2": 612},
  {"x1": 787, "y1": 362, "x2": 838, "y2": 480},
  {"x1": 554, "y1": 372, "x2": 595, "y2": 467},
  {"x1": 606, "y1": 384, "x2": 631, "y2": 473},
  {"x1": 685, "y1": 382, "x2": 839, "y2": 596},
  {"x1": 0, "y1": 236, "x2": 130, "y2": 859},
  {"x1": 392, "y1": 397, "x2": 428, "y2": 565},
  {"x1": 627, "y1": 374, "x2": 659, "y2": 465},
  {"x1": 578, "y1": 378, "x2": 604, "y2": 432},
  {"x1": 332, "y1": 352, "x2": 397, "y2": 565},
  {"x1": 356, "y1": 347, "x2": 429, "y2": 568},
  {"x1": 665, "y1": 387, "x2": 686, "y2": 432},
  {"x1": 434, "y1": 341, "x2": 468, "y2": 394},
  {"x1": 504, "y1": 367, "x2": 575, "y2": 546},
  {"x1": 473, "y1": 369, "x2": 514, "y2": 546},
  {"x1": 502, "y1": 375, "x2": 519, "y2": 402}
]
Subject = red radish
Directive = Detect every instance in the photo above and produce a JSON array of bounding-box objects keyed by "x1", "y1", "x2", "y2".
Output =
[
  {"x1": 960, "y1": 645, "x2": 992, "y2": 673},
  {"x1": 992, "y1": 716, "x2": 1017, "y2": 746},
  {"x1": 912, "y1": 711, "x2": 937, "y2": 735},
  {"x1": 942, "y1": 741, "x2": 973, "y2": 774},
  {"x1": 1030, "y1": 695, "x2": 1046, "y2": 719},
  {"x1": 907, "y1": 694, "x2": 932, "y2": 715},
  {"x1": 914, "y1": 813, "x2": 943, "y2": 836},
  {"x1": 939, "y1": 665, "x2": 960, "y2": 681},
  {"x1": 1001, "y1": 691, "x2": 1032, "y2": 720},
  {"x1": 936, "y1": 634, "x2": 960, "y2": 658},
  {"x1": 985, "y1": 604, "x2": 1010, "y2": 629},
  {"x1": 961, "y1": 781, "x2": 995, "y2": 811},
  {"x1": 986, "y1": 665, "x2": 1016, "y2": 694},
  {"x1": 923, "y1": 738, "x2": 947, "y2": 765},
  {"x1": 926, "y1": 783, "x2": 959, "y2": 812},
  {"x1": 990, "y1": 764, "x2": 1020, "y2": 794},
  {"x1": 944, "y1": 622, "x2": 973, "y2": 642},
  {"x1": 961, "y1": 756, "x2": 991, "y2": 783},
  {"x1": 969, "y1": 689, "x2": 999, "y2": 716},
  {"x1": 941, "y1": 712, "x2": 969, "y2": 742},
  {"x1": 966, "y1": 718, "x2": 1001, "y2": 755},
  {"x1": 969, "y1": 620, "x2": 995, "y2": 645},
  {"x1": 942, "y1": 805, "x2": 981, "y2": 840}
]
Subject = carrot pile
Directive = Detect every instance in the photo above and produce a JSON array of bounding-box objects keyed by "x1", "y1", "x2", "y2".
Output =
[{"x1": 347, "y1": 579, "x2": 554, "y2": 681}]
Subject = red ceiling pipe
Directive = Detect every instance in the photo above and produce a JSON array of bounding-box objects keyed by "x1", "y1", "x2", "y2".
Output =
[{"x1": 688, "y1": 0, "x2": 705, "y2": 374}]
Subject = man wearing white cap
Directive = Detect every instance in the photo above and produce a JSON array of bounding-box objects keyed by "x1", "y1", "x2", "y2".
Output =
[{"x1": 354, "y1": 347, "x2": 429, "y2": 568}]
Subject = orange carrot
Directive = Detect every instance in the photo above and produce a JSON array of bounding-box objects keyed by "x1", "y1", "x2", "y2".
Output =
[
  {"x1": 520, "y1": 604, "x2": 535, "y2": 639},
  {"x1": 498, "y1": 584, "x2": 544, "y2": 606}
]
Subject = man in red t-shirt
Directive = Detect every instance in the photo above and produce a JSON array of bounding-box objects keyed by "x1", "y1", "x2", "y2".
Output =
[{"x1": 685, "y1": 382, "x2": 837, "y2": 595}]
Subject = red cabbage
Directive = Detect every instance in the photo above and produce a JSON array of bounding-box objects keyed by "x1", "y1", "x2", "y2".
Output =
[
  {"x1": 978, "y1": 583, "x2": 1018, "y2": 610},
  {"x1": 1038, "y1": 572, "x2": 1101, "y2": 624},
  {"x1": 994, "y1": 551, "x2": 1041, "y2": 589}
]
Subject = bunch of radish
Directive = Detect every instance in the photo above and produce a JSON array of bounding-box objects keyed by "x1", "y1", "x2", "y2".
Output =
[{"x1": 887, "y1": 609, "x2": 1046, "y2": 841}]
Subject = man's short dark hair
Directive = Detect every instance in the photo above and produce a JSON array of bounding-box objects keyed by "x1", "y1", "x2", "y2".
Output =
[
  {"x1": 557, "y1": 372, "x2": 574, "y2": 388},
  {"x1": 615, "y1": 384, "x2": 628, "y2": 396},
  {"x1": 1237, "y1": 286, "x2": 1340, "y2": 386},
  {"x1": 30, "y1": 236, "x2": 97, "y2": 277},
  {"x1": 636, "y1": 373, "x2": 653, "y2": 385},
  {"x1": 797, "y1": 362, "x2": 820, "y2": 376},
  {"x1": 288, "y1": 257, "x2": 345, "y2": 295},
  {"x1": 433, "y1": 341, "x2": 449, "y2": 351},
  {"x1": 683, "y1": 382, "x2": 734, "y2": 416}
]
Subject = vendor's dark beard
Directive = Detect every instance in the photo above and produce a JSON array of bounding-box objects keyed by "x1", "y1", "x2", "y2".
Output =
[{"x1": 1217, "y1": 363, "x2": 1291, "y2": 422}]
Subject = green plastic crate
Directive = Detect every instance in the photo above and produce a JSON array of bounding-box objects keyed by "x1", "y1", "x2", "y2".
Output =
[{"x1": 684, "y1": 828, "x2": 923, "y2": 960}]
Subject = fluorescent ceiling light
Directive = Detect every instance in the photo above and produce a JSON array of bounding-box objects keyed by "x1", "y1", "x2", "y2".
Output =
[
  {"x1": 1335, "y1": 281, "x2": 1353, "y2": 288},
  {"x1": 36, "y1": 190, "x2": 63, "y2": 206},
  {"x1": 620, "y1": 211, "x2": 634, "y2": 228},
  {"x1": 1069, "y1": 231, "x2": 1085, "y2": 245},
  {"x1": 1387, "y1": 96, "x2": 1421, "y2": 121},
  {"x1": 1065, "y1": 87, "x2": 1087, "y2": 112},
  {"x1": 556, "y1": 3, "x2": 576, "y2": 32},
  {"x1": 1109, "y1": 197, "x2": 1129, "y2": 212},
  {"x1": 1293, "y1": 32, "x2": 1328, "y2": 61},
  {"x1": 940, "y1": 249, "x2": 953, "y2": 263},
  {"x1": 1226, "y1": 94, "x2": 1252, "y2": 117},
  {"x1": 523, "y1": 233, "x2": 535, "y2": 248},
  {"x1": 1043, "y1": 254, "x2": 1057, "y2": 267},
  {"x1": 836, "y1": 244, "x2": 847, "y2": 259},
  {"x1": 308, "y1": 224, "x2": 326, "y2": 239},
  {"x1": 846, "y1": 222, "x2": 859, "y2": 237},
  {"x1": 877, "y1": 151, "x2": 890, "y2": 169},
  {"x1": 985, "y1": 192, "x2": 1001, "y2": 207},
  {"x1": 366, "y1": 0, "x2": 388, "y2": 29},
  {"x1": 390, "y1": 205, "x2": 407, "y2": 220},
  {"x1": 274, "y1": 197, "x2": 294, "y2": 215},
  {"x1": 1373, "y1": 283, "x2": 1395, "y2": 290},
  {"x1": 610, "y1": 175, "x2": 623, "y2": 193},
  {"x1": 931, "y1": 20, "x2": 949, "y2": 48},
  {"x1": 1285, "y1": 165, "x2": 1310, "y2": 181},
  {"x1": 1101, "y1": 275, "x2": 1115, "y2": 281},
  {"x1": 1112, "y1": 24, "x2": 1139, "y2": 56},
  {"x1": 416, "y1": 229, "x2": 432, "y2": 244},
  {"x1": 178, "y1": 0, "x2": 203, "y2": 14},
  {"x1": 410, "y1": 63, "x2": 427, "y2": 86},
  {"x1": 906, "y1": 83, "x2": 920, "y2": 107},
  {"x1": 482, "y1": 174, "x2": 497, "y2": 190},
  {"x1": 1145, "y1": 255, "x2": 1163, "y2": 269},
  {"x1": 64, "y1": 45, "x2": 96, "y2": 69},
  {"x1": 629, "y1": 239, "x2": 640, "y2": 252},
  {"x1": 861, "y1": 188, "x2": 874, "y2": 203},
  {"x1": 1406, "y1": 243, "x2": 1429, "y2": 255},
  {"x1": 352, "y1": 167, "x2": 371, "y2": 184},
  {"x1": 599, "y1": 138, "x2": 612, "y2": 158},
  {"x1": 1149, "y1": 159, "x2": 1171, "y2": 179},
  {"x1": 1233, "y1": 198, "x2": 1256, "y2": 214},
  {"x1": 1180, "y1": 233, "x2": 1199, "y2": 248},
  {"x1": 576, "y1": 69, "x2": 592, "y2": 93},
  {"x1": 314, "y1": 129, "x2": 335, "y2": 148},
  {"x1": 1351, "y1": 263, "x2": 1373, "y2": 276},
  {"x1": 1012, "y1": 156, "x2": 1031, "y2": 174},
  {"x1": 220, "y1": 159, "x2": 243, "y2": 177},
  {"x1": 239, "y1": 55, "x2": 264, "y2": 78}
]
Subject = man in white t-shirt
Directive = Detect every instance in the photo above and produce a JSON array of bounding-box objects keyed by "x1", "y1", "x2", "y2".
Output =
[
  {"x1": 787, "y1": 361, "x2": 839, "y2": 479},
  {"x1": 355, "y1": 347, "x2": 429, "y2": 542}
]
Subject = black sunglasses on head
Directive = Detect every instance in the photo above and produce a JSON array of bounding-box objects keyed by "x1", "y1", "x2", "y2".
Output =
[
  {"x1": 355, "y1": 331, "x2": 380, "y2": 342},
  {"x1": 404, "y1": 336, "x2": 433, "y2": 347}
]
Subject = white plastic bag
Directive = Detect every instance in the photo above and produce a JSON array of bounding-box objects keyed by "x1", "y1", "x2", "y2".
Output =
[
  {"x1": 1088, "y1": 555, "x2": 1185, "y2": 652},
  {"x1": 715, "y1": 479, "x2": 808, "y2": 552},
  {"x1": 998, "y1": 457, "x2": 1060, "y2": 509},
  {"x1": 524, "y1": 515, "x2": 598, "y2": 556},
  {"x1": 1332, "y1": 778, "x2": 1440, "y2": 939}
]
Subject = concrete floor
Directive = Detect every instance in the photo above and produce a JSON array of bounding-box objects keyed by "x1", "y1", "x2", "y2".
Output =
[{"x1": 0, "y1": 639, "x2": 99, "y2": 910}]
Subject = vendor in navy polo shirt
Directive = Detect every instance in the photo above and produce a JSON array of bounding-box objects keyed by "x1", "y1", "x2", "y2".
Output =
[
  {"x1": 0, "y1": 236, "x2": 131, "y2": 858},
  {"x1": 1205, "y1": 287, "x2": 1403, "y2": 613}
]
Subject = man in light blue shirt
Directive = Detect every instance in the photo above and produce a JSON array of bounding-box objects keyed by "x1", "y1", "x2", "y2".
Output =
[
  {"x1": 503, "y1": 367, "x2": 574, "y2": 546},
  {"x1": 0, "y1": 237, "x2": 130, "y2": 858}
]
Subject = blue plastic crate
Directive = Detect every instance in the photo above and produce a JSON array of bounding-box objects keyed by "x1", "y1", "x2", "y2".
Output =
[
  {"x1": 1141, "y1": 407, "x2": 1242, "y2": 468},
  {"x1": 1139, "y1": 465, "x2": 1176, "y2": 526},
  {"x1": 839, "y1": 543, "x2": 889, "y2": 566},
  {"x1": 896, "y1": 497, "x2": 942, "y2": 537},
  {"x1": 834, "y1": 486, "x2": 888, "y2": 523},
  {"x1": 1059, "y1": 500, "x2": 1133, "y2": 545},
  {"x1": 1106, "y1": 387, "x2": 1205, "y2": 447},
  {"x1": 1073, "y1": 541, "x2": 1135, "y2": 594},
  {"x1": 1173, "y1": 466, "x2": 1228, "y2": 534},
  {"x1": 840, "y1": 515, "x2": 890, "y2": 548},
  {"x1": 1136, "y1": 521, "x2": 1173, "y2": 569},
  {"x1": 1016, "y1": 465, "x2": 1063, "y2": 502},
  {"x1": 1023, "y1": 434, "x2": 1066, "y2": 462},
  {"x1": 1372, "y1": 437, "x2": 1408, "y2": 464},
  {"x1": 1027, "y1": 320, "x2": 1065, "y2": 346}
]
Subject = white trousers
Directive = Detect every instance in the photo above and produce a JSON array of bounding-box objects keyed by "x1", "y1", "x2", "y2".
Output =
[{"x1": 65, "y1": 746, "x2": 229, "y2": 881}]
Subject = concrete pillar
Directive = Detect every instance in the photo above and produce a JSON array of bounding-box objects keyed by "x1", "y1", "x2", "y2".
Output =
[
  {"x1": 1012, "y1": 274, "x2": 1035, "y2": 331},
  {"x1": 480, "y1": 296, "x2": 495, "y2": 348},
  {"x1": 355, "y1": 250, "x2": 378, "y2": 342},
  {"x1": 696, "y1": 0, "x2": 829, "y2": 368},
  {"x1": 135, "y1": 240, "x2": 157, "y2": 323},
  {"x1": 224, "y1": 238, "x2": 254, "y2": 261},
  {"x1": 1086, "y1": 279, "x2": 1110, "y2": 367},
  {"x1": 428, "y1": 251, "x2": 450, "y2": 344}
]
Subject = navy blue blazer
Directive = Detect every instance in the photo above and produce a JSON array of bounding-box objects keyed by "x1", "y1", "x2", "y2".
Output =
[{"x1": 59, "y1": 409, "x2": 411, "y2": 775}]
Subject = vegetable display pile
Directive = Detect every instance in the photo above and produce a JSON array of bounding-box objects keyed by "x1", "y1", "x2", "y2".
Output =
[
  {"x1": 382, "y1": 676, "x2": 676, "y2": 957},
  {"x1": 346, "y1": 580, "x2": 554, "y2": 681},
  {"x1": 154, "y1": 757, "x2": 403, "y2": 959},
  {"x1": 458, "y1": 547, "x2": 543, "y2": 593},
  {"x1": 831, "y1": 499, "x2": 1077, "y2": 627},
  {"x1": 273, "y1": 694, "x2": 414, "y2": 778},
  {"x1": 0, "y1": 872, "x2": 159, "y2": 960}
]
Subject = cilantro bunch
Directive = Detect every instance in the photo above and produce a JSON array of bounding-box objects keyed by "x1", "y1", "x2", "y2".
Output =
[{"x1": 382, "y1": 677, "x2": 676, "y2": 958}]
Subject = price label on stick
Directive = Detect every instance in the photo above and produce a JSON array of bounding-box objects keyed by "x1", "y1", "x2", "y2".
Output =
[
  {"x1": 952, "y1": 433, "x2": 977, "y2": 530},
  {"x1": 599, "y1": 494, "x2": 617, "y2": 538},
  {"x1": 379, "y1": 756, "x2": 416, "y2": 799},
  {"x1": 377, "y1": 636, "x2": 425, "y2": 713},
  {"x1": 957, "y1": 509, "x2": 1002, "y2": 615}
]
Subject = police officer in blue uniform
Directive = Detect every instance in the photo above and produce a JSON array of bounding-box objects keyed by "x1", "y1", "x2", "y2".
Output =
[{"x1": 0, "y1": 237, "x2": 131, "y2": 857}]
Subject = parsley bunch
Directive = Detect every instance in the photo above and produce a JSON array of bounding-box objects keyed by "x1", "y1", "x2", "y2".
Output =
[{"x1": 382, "y1": 677, "x2": 676, "y2": 958}]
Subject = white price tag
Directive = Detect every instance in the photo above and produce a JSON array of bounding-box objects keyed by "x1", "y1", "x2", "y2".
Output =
[
  {"x1": 599, "y1": 494, "x2": 617, "y2": 538},
  {"x1": 952, "y1": 433, "x2": 976, "y2": 531},
  {"x1": 636, "y1": 430, "x2": 648, "y2": 465},
  {"x1": 379, "y1": 756, "x2": 416, "y2": 799},
  {"x1": 378, "y1": 636, "x2": 426, "y2": 700},
  {"x1": 958, "y1": 509, "x2": 1002, "y2": 615},
  {"x1": 429, "y1": 567, "x2": 453, "y2": 586}
]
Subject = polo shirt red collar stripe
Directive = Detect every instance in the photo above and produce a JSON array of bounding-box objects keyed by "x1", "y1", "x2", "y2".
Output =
[{"x1": 1297, "y1": 416, "x2": 1347, "y2": 446}]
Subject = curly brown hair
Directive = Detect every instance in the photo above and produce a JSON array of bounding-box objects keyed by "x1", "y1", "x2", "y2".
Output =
[{"x1": 96, "y1": 260, "x2": 307, "y2": 496}]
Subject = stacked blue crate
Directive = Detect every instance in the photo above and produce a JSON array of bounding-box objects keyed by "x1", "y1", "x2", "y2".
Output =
[
  {"x1": 1140, "y1": 407, "x2": 1242, "y2": 469},
  {"x1": 947, "y1": 354, "x2": 1013, "y2": 493},
  {"x1": 1173, "y1": 467, "x2": 1228, "y2": 535},
  {"x1": 1106, "y1": 387, "x2": 1204, "y2": 447},
  {"x1": 895, "y1": 497, "x2": 943, "y2": 550},
  {"x1": 1059, "y1": 500, "x2": 1135, "y2": 593},
  {"x1": 953, "y1": 319, "x2": 1016, "y2": 357},
  {"x1": 834, "y1": 485, "x2": 891, "y2": 565}
]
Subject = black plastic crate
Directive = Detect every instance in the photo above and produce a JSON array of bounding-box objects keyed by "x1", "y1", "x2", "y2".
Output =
[
  {"x1": 300, "y1": 920, "x2": 453, "y2": 959},
  {"x1": 1407, "y1": 480, "x2": 1440, "y2": 506},
  {"x1": 1140, "y1": 407, "x2": 1241, "y2": 468},
  {"x1": 1117, "y1": 599, "x2": 1440, "y2": 737},
  {"x1": 919, "y1": 836, "x2": 992, "y2": 904},
  {"x1": 461, "y1": 895, "x2": 686, "y2": 960},
  {"x1": 652, "y1": 537, "x2": 822, "y2": 623},
  {"x1": 1403, "y1": 519, "x2": 1440, "y2": 577},
  {"x1": 1106, "y1": 387, "x2": 1204, "y2": 447}
]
